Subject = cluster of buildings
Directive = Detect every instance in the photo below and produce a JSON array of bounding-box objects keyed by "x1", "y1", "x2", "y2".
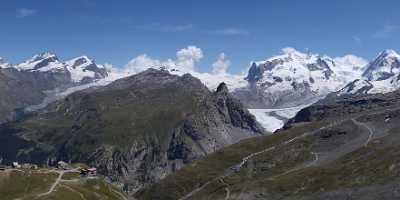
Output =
[
  {"x1": 57, "y1": 161, "x2": 97, "y2": 177},
  {"x1": 0, "y1": 162, "x2": 39, "y2": 170},
  {"x1": 0, "y1": 161, "x2": 97, "y2": 178}
]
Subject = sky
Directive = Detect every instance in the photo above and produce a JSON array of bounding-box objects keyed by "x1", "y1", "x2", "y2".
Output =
[{"x1": 0, "y1": 0, "x2": 399, "y2": 73}]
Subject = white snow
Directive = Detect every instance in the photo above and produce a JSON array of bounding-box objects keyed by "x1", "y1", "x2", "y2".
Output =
[
  {"x1": 252, "y1": 48, "x2": 365, "y2": 100},
  {"x1": 0, "y1": 57, "x2": 10, "y2": 68},
  {"x1": 65, "y1": 56, "x2": 97, "y2": 82},
  {"x1": 248, "y1": 109, "x2": 284, "y2": 133},
  {"x1": 15, "y1": 52, "x2": 66, "y2": 72},
  {"x1": 249, "y1": 104, "x2": 311, "y2": 133},
  {"x1": 337, "y1": 49, "x2": 400, "y2": 96},
  {"x1": 363, "y1": 49, "x2": 400, "y2": 81},
  {"x1": 25, "y1": 68, "x2": 126, "y2": 112}
]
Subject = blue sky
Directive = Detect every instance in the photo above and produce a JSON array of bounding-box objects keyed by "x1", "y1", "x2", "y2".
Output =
[{"x1": 0, "y1": 0, "x2": 399, "y2": 73}]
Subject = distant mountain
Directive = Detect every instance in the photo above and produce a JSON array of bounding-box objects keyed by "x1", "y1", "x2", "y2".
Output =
[
  {"x1": 0, "y1": 69, "x2": 264, "y2": 194},
  {"x1": 0, "y1": 52, "x2": 109, "y2": 123},
  {"x1": 1, "y1": 48, "x2": 399, "y2": 133},
  {"x1": 335, "y1": 49, "x2": 400, "y2": 96},
  {"x1": 232, "y1": 48, "x2": 367, "y2": 109}
]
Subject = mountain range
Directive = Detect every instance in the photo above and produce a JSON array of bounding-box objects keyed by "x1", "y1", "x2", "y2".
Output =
[
  {"x1": 1, "y1": 48, "x2": 400, "y2": 132},
  {"x1": 1, "y1": 47, "x2": 400, "y2": 199},
  {"x1": 0, "y1": 52, "x2": 109, "y2": 123}
]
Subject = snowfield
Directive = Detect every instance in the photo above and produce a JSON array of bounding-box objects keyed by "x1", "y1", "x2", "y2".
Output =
[{"x1": 249, "y1": 104, "x2": 310, "y2": 133}]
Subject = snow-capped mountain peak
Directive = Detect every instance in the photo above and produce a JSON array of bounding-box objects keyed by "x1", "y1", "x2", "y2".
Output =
[
  {"x1": 362, "y1": 49, "x2": 400, "y2": 81},
  {"x1": 65, "y1": 55, "x2": 108, "y2": 83},
  {"x1": 238, "y1": 48, "x2": 368, "y2": 109},
  {"x1": 15, "y1": 52, "x2": 66, "y2": 72},
  {"x1": 0, "y1": 57, "x2": 10, "y2": 68},
  {"x1": 381, "y1": 49, "x2": 400, "y2": 58},
  {"x1": 281, "y1": 47, "x2": 311, "y2": 60}
]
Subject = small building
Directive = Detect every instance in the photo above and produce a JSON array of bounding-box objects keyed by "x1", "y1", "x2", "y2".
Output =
[
  {"x1": 12, "y1": 162, "x2": 21, "y2": 169},
  {"x1": 80, "y1": 167, "x2": 97, "y2": 177},
  {"x1": 57, "y1": 161, "x2": 69, "y2": 170},
  {"x1": 87, "y1": 168, "x2": 97, "y2": 176},
  {"x1": 20, "y1": 163, "x2": 39, "y2": 170}
]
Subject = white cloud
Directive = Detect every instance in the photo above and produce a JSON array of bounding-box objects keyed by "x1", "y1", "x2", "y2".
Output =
[
  {"x1": 373, "y1": 24, "x2": 399, "y2": 39},
  {"x1": 125, "y1": 54, "x2": 163, "y2": 73},
  {"x1": 176, "y1": 46, "x2": 203, "y2": 71},
  {"x1": 136, "y1": 23, "x2": 193, "y2": 32},
  {"x1": 123, "y1": 46, "x2": 248, "y2": 91},
  {"x1": 125, "y1": 46, "x2": 203, "y2": 73},
  {"x1": 163, "y1": 24, "x2": 193, "y2": 32},
  {"x1": 209, "y1": 28, "x2": 249, "y2": 36},
  {"x1": 212, "y1": 53, "x2": 231, "y2": 75},
  {"x1": 16, "y1": 8, "x2": 36, "y2": 18}
]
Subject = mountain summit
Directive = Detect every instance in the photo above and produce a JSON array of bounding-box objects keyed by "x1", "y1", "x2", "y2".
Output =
[{"x1": 234, "y1": 48, "x2": 366, "y2": 109}]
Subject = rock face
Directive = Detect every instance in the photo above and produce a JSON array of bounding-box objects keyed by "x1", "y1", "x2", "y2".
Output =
[
  {"x1": 0, "y1": 69, "x2": 264, "y2": 194},
  {"x1": 0, "y1": 53, "x2": 108, "y2": 123}
]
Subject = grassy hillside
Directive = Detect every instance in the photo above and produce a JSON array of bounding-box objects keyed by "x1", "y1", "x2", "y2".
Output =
[
  {"x1": 0, "y1": 69, "x2": 263, "y2": 194},
  {"x1": 136, "y1": 90, "x2": 400, "y2": 200},
  {"x1": 0, "y1": 169, "x2": 128, "y2": 200}
]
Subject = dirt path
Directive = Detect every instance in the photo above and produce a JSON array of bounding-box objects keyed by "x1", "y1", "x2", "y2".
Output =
[
  {"x1": 351, "y1": 119, "x2": 374, "y2": 147},
  {"x1": 35, "y1": 169, "x2": 79, "y2": 199},
  {"x1": 178, "y1": 121, "x2": 347, "y2": 200},
  {"x1": 61, "y1": 184, "x2": 88, "y2": 200},
  {"x1": 218, "y1": 178, "x2": 230, "y2": 200}
]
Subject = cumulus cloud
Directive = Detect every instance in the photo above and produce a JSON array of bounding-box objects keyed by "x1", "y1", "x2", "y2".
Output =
[
  {"x1": 176, "y1": 46, "x2": 203, "y2": 71},
  {"x1": 16, "y1": 8, "x2": 36, "y2": 18},
  {"x1": 212, "y1": 53, "x2": 231, "y2": 75},
  {"x1": 125, "y1": 46, "x2": 203, "y2": 73},
  {"x1": 122, "y1": 46, "x2": 248, "y2": 91},
  {"x1": 125, "y1": 54, "x2": 162, "y2": 73}
]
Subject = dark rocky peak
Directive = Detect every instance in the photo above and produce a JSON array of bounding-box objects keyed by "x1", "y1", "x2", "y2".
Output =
[
  {"x1": 216, "y1": 82, "x2": 229, "y2": 95},
  {"x1": 245, "y1": 62, "x2": 261, "y2": 82},
  {"x1": 102, "y1": 68, "x2": 207, "y2": 94}
]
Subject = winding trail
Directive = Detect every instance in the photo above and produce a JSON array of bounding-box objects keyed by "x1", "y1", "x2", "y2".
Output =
[
  {"x1": 219, "y1": 178, "x2": 230, "y2": 200},
  {"x1": 61, "y1": 184, "x2": 88, "y2": 200},
  {"x1": 178, "y1": 120, "x2": 347, "y2": 200},
  {"x1": 178, "y1": 147, "x2": 276, "y2": 200},
  {"x1": 351, "y1": 119, "x2": 374, "y2": 147},
  {"x1": 268, "y1": 152, "x2": 319, "y2": 180}
]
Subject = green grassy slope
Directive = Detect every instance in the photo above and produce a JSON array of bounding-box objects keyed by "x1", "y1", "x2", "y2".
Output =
[
  {"x1": 136, "y1": 90, "x2": 400, "y2": 200},
  {"x1": 0, "y1": 169, "x2": 128, "y2": 200}
]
